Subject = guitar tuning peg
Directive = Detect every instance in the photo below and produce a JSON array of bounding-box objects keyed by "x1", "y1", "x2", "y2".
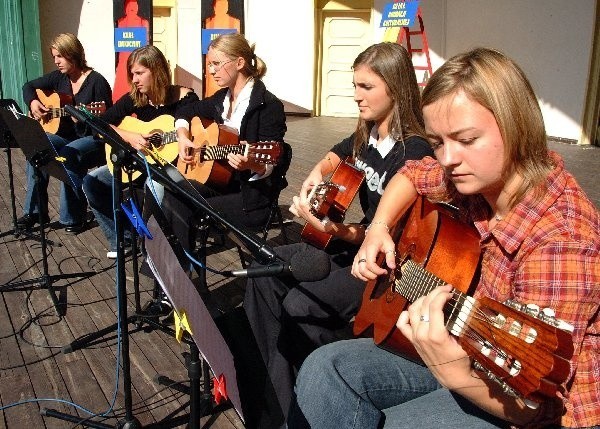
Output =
[
  {"x1": 542, "y1": 307, "x2": 555, "y2": 318},
  {"x1": 525, "y1": 303, "x2": 540, "y2": 316}
]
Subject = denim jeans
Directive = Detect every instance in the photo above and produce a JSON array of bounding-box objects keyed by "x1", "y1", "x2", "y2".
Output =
[
  {"x1": 23, "y1": 133, "x2": 105, "y2": 225},
  {"x1": 83, "y1": 165, "x2": 163, "y2": 251},
  {"x1": 288, "y1": 338, "x2": 507, "y2": 429}
]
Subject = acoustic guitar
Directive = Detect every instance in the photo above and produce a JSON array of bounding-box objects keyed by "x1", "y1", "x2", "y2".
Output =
[
  {"x1": 105, "y1": 115, "x2": 179, "y2": 183},
  {"x1": 176, "y1": 116, "x2": 282, "y2": 188},
  {"x1": 353, "y1": 196, "x2": 574, "y2": 403},
  {"x1": 34, "y1": 89, "x2": 106, "y2": 134},
  {"x1": 300, "y1": 158, "x2": 365, "y2": 249}
]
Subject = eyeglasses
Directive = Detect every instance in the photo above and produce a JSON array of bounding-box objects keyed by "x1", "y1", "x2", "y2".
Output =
[{"x1": 207, "y1": 59, "x2": 234, "y2": 72}]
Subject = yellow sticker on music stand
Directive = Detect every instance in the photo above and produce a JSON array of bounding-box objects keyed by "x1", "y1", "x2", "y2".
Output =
[
  {"x1": 174, "y1": 309, "x2": 193, "y2": 343},
  {"x1": 55, "y1": 156, "x2": 66, "y2": 163}
]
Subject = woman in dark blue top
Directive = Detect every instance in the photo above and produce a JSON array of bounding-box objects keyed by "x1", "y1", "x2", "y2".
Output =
[
  {"x1": 82, "y1": 45, "x2": 198, "y2": 257},
  {"x1": 19, "y1": 33, "x2": 112, "y2": 232},
  {"x1": 242, "y1": 43, "x2": 433, "y2": 429}
]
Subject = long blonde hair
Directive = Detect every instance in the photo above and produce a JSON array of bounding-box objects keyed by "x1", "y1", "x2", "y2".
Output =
[
  {"x1": 51, "y1": 33, "x2": 88, "y2": 71},
  {"x1": 421, "y1": 47, "x2": 551, "y2": 206},
  {"x1": 351, "y1": 42, "x2": 425, "y2": 158},
  {"x1": 127, "y1": 45, "x2": 172, "y2": 107}
]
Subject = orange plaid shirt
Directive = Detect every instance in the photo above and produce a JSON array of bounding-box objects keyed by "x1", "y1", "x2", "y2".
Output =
[{"x1": 400, "y1": 152, "x2": 599, "y2": 428}]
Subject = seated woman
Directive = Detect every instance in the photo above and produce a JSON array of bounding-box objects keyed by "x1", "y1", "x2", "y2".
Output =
[
  {"x1": 161, "y1": 33, "x2": 288, "y2": 258},
  {"x1": 243, "y1": 42, "x2": 433, "y2": 428},
  {"x1": 82, "y1": 45, "x2": 198, "y2": 258},
  {"x1": 20, "y1": 33, "x2": 112, "y2": 233}
]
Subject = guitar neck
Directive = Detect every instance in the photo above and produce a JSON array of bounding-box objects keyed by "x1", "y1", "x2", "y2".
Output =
[
  {"x1": 47, "y1": 107, "x2": 69, "y2": 119},
  {"x1": 147, "y1": 129, "x2": 178, "y2": 148},
  {"x1": 201, "y1": 144, "x2": 244, "y2": 161},
  {"x1": 394, "y1": 258, "x2": 470, "y2": 333}
]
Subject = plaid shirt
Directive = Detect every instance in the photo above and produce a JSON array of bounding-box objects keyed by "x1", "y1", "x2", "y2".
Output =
[{"x1": 400, "y1": 152, "x2": 599, "y2": 428}]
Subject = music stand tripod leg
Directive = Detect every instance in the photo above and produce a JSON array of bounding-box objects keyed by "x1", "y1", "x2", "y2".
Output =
[{"x1": 0, "y1": 161, "x2": 95, "y2": 316}]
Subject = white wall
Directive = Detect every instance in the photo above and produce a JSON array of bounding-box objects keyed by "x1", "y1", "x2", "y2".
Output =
[
  {"x1": 245, "y1": 1, "x2": 315, "y2": 112},
  {"x1": 39, "y1": 0, "x2": 115, "y2": 89},
  {"x1": 38, "y1": 0, "x2": 595, "y2": 142}
]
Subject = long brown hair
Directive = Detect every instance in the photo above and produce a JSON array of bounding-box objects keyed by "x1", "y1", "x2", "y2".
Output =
[
  {"x1": 209, "y1": 33, "x2": 267, "y2": 80},
  {"x1": 51, "y1": 33, "x2": 88, "y2": 71},
  {"x1": 351, "y1": 42, "x2": 425, "y2": 158},
  {"x1": 127, "y1": 45, "x2": 172, "y2": 107},
  {"x1": 421, "y1": 47, "x2": 552, "y2": 206}
]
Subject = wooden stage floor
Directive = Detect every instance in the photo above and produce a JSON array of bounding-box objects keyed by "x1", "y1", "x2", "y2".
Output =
[{"x1": 0, "y1": 115, "x2": 597, "y2": 428}]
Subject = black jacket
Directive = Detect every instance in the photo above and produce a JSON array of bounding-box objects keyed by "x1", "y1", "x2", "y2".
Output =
[{"x1": 175, "y1": 79, "x2": 289, "y2": 211}]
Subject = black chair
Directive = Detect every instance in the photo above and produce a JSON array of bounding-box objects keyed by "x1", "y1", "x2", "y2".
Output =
[{"x1": 225, "y1": 141, "x2": 293, "y2": 267}]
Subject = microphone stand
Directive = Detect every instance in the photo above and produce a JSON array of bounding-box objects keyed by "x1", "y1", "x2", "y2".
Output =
[{"x1": 47, "y1": 107, "x2": 280, "y2": 428}]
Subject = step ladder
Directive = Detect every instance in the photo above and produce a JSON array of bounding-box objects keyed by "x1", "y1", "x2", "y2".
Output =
[{"x1": 392, "y1": 5, "x2": 433, "y2": 88}]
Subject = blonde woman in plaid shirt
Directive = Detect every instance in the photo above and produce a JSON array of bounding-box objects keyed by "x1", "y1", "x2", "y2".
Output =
[{"x1": 288, "y1": 48, "x2": 599, "y2": 429}]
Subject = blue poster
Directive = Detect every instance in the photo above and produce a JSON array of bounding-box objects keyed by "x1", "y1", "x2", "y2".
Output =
[
  {"x1": 114, "y1": 27, "x2": 148, "y2": 52},
  {"x1": 201, "y1": 28, "x2": 238, "y2": 54},
  {"x1": 380, "y1": 1, "x2": 419, "y2": 28}
]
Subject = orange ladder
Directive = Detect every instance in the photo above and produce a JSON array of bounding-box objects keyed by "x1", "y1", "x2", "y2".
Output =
[{"x1": 396, "y1": 6, "x2": 433, "y2": 88}]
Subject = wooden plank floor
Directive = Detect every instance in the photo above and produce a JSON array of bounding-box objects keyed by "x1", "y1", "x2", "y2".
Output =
[{"x1": 0, "y1": 115, "x2": 598, "y2": 428}]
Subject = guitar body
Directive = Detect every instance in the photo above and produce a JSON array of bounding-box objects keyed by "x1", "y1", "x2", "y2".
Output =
[
  {"x1": 301, "y1": 158, "x2": 365, "y2": 249},
  {"x1": 354, "y1": 196, "x2": 481, "y2": 360},
  {"x1": 354, "y1": 196, "x2": 574, "y2": 402},
  {"x1": 176, "y1": 117, "x2": 239, "y2": 188},
  {"x1": 105, "y1": 115, "x2": 179, "y2": 183},
  {"x1": 34, "y1": 89, "x2": 73, "y2": 134}
]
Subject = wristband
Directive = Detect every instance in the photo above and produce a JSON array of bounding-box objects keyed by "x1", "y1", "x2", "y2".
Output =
[{"x1": 365, "y1": 220, "x2": 390, "y2": 233}]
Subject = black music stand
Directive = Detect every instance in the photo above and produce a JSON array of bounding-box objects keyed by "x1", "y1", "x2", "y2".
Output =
[
  {"x1": 45, "y1": 107, "x2": 280, "y2": 428},
  {"x1": 0, "y1": 99, "x2": 48, "y2": 243},
  {"x1": 0, "y1": 109, "x2": 95, "y2": 316}
]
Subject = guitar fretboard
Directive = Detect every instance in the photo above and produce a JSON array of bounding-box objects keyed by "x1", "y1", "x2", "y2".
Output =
[
  {"x1": 201, "y1": 144, "x2": 244, "y2": 161},
  {"x1": 147, "y1": 130, "x2": 178, "y2": 148},
  {"x1": 394, "y1": 259, "x2": 474, "y2": 335}
]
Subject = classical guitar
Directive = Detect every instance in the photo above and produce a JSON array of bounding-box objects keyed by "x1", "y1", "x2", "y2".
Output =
[
  {"x1": 300, "y1": 157, "x2": 365, "y2": 249},
  {"x1": 105, "y1": 115, "x2": 179, "y2": 183},
  {"x1": 353, "y1": 196, "x2": 574, "y2": 403},
  {"x1": 34, "y1": 89, "x2": 106, "y2": 134},
  {"x1": 176, "y1": 116, "x2": 282, "y2": 188}
]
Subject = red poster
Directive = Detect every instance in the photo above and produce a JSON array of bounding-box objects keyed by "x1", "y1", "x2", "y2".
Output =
[
  {"x1": 113, "y1": 0, "x2": 152, "y2": 103},
  {"x1": 201, "y1": 0, "x2": 245, "y2": 98}
]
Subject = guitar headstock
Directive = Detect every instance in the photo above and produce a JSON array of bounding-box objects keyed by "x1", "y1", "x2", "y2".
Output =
[
  {"x1": 451, "y1": 295, "x2": 574, "y2": 403},
  {"x1": 80, "y1": 101, "x2": 106, "y2": 116},
  {"x1": 247, "y1": 141, "x2": 282, "y2": 165}
]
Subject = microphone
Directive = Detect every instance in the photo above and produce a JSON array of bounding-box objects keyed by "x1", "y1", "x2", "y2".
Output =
[{"x1": 226, "y1": 247, "x2": 331, "y2": 282}]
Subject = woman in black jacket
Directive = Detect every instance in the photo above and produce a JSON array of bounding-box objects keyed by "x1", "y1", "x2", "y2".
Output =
[{"x1": 163, "y1": 33, "x2": 289, "y2": 252}]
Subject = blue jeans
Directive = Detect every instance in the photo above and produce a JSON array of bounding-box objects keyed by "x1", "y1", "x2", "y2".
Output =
[
  {"x1": 23, "y1": 133, "x2": 105, "y2": 225},
  {"x1": 288, "y1": 338, "x2": 507, "y2": 429},
  {"x1": 82, "y1": 165, "x2": 163, "y2": 251}
]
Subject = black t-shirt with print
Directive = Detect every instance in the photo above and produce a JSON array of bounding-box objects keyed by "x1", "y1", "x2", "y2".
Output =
[{"x1": 330, "y1": 133, "x2": 433, "y2": 222}]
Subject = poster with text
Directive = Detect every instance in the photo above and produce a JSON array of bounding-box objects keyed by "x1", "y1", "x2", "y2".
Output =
[
  {"x1": 201, "y1": 0, "x2": 245, "y2": 98},
  {"x1": 113, "y1": 0, "x2": 152, "y2": 103}
]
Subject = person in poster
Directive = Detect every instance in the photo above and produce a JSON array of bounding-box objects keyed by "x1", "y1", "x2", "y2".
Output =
[
  {"x1": 113, "y1": 0, "x2": 151, "y2": 103},
  {"x1": 202, "y1": 0, "x2": 244, "y2": 97}
]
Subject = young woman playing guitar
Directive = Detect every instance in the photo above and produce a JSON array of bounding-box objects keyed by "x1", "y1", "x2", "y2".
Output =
[
  {"x1": 162, "y1": 33, "x2": 289, "y2": 254},
  {"x1": 19, "y1": 33, "x2": 112, "y2": 233},
  {"x1": 243, "y1": 43, "x2": 433, "y2": 428},
  {"x1": 82, "y1": 45, "x2": 198, "y2": 258}
]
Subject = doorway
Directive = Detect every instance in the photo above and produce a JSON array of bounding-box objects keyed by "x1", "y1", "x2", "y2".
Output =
[{"x1": 317, "y1": 9, "x2": 371, "y2": 117}]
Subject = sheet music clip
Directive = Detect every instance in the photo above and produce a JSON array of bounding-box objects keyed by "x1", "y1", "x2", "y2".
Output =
[{"x1": 121, "y1": 199, "x2": 153, "y2": 239}]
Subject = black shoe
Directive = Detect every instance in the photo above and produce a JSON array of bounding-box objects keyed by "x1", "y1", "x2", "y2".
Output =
[
  {"x1": 17, "y1": 213, "x2": 50, "y2": 229},
  {"x1": 64, "y1": 221, "x2": 86, "y2": 234}
]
